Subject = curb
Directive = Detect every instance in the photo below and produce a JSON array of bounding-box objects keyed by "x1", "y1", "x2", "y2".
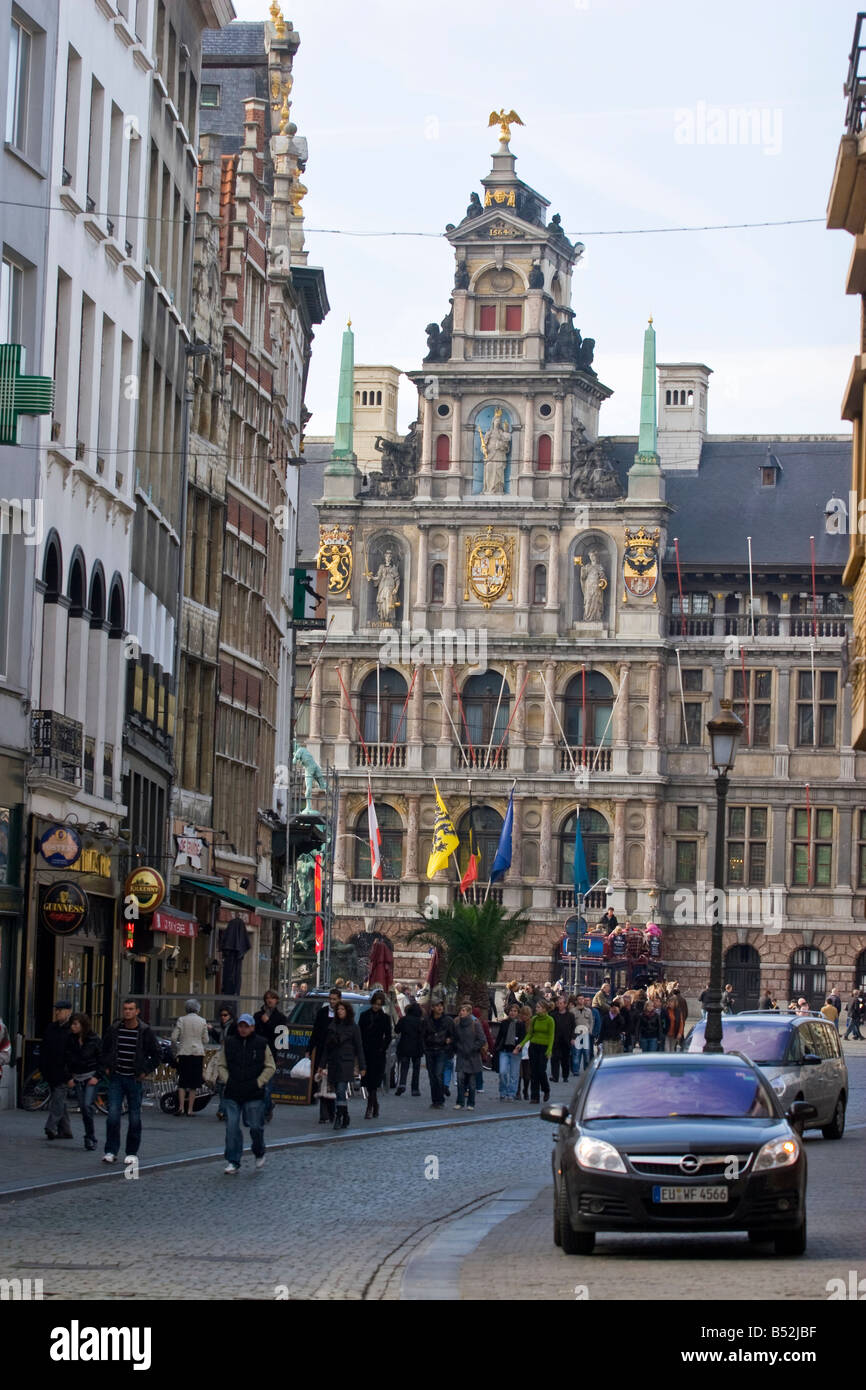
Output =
[
  {"x1": 400, "y1": 1179, "x2": 547, "y2": 1299},
  {"x1": 0, "y1": 1108, "x2": 539, "y2": 1203}
]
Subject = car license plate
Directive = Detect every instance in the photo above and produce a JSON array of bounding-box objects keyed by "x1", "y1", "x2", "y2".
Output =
[{"x1": 652, "y1": 1185, "x2": 729, "y2": 1203}]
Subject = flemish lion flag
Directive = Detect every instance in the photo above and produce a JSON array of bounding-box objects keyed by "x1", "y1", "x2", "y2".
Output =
[{"x1": 427, "y1": 782, "x2": 459, "y2": 879}]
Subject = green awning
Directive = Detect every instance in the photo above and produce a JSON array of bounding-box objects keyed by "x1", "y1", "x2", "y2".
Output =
[{"x1": 178, "y1": 876, "x2": 295, "y2": 921}]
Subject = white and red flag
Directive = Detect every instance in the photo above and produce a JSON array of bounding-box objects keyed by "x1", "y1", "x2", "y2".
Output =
[{"x1": 367, "y1": 782, "x2": 383, "y2": 880}]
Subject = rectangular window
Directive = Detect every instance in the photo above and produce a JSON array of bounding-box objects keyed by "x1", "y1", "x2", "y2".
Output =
[
  {"x1": 62, "y1": 45, "x2": 81, "y2": 186},
  {"x1": 478, "y1": 305, "x2": 495, "y2": 332},
  {"x1": 0, "y1": 257, "x2": 23, "y2": 343},
  {"x1": 201, "y1": 84, "x2": 220, "y2": 108},
  {"x1": 679, "y1": 701, "x2": 703, "y2": 745},
  {"x1": 505, "y1": 304, "x2": 522, "y2": 332},
  {"x1": 6, "y1": 18, "x2": 31, "y2": 149},
  {"x1": 796, "y1": 670, "x2": 837, "y2": 747},
  {"x1": 86, "y1": 76, "x2": 104, "y2": 211},
  {"x1": 727, "y1": 806, "x2": 767, "y2": 885},
  {"x1": 792, "y1": 806, "x2": 832, "y2": 887},
  {"x1": 681, "y1": 669, "x2": 703, "y2": 692},
  {"x1": 732, "y1": 668, "x2": 772, "y2": 746},
  {"x1": 672, "y1": 592, "x2": 711, "y2": 616},
  {"x1": 677, "y1": 805, "x2": 698, "y2": 831},
  {"x1": 675, "y1": 840, "x2": 697, "y2": 883}
]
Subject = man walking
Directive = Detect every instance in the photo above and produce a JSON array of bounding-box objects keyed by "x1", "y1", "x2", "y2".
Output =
[
  {"x1": 550, "y1": 995, "x2": 575, "y2": 1083},
  {"x1": 592, "y1": 980, "x2": 612, "y2": 1018},
  {"x1": 827, "y1": 985, "x2": 842, "y2": 1032},
  {"x1": 216, "y1": 1012, "x2": 275, "y2": 1174},
  {"x1": 42, "y1": 1000, "x2": 74, "y2": 1141},
  {"x1": 422, "y1": 999, "x2": 454, "y2": 1109},
  {"x1": 100, "y1": 999, "x2": 162, "y2": 1163},
  {"x1": 844, "y1": 992, "x2": 863, "y2": 1040},
  {"x1": 254, "y1": 990, "x2": 288, "y2": 1122}
]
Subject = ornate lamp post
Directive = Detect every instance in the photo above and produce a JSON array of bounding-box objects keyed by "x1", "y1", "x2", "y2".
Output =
[{"x1": 704, "y1": 699, "x2": 744, "y2": 1053}]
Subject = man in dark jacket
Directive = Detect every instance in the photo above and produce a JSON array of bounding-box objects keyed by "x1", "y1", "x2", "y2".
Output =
[
  {"x1": 422, "y1": 1000, "x2": 454, "y2": 1109},
  {"x1": 216, "y1": 1012, "x2": 275, "y2": 1173},
  {"x1": 395, "y1": 1001, "x2": 424, "y2": 1096},
  {"x1": 550, "y1": 995, "x2": 576, "y2": 1083},
  {"x1": 42, "y1": 1000, "x2": 74, "y2": 1140},
  {"x1": 100, "y1": 999, "x2": 162, "y2": 1163},
  {"x1": 254, "y1": 990, "x2": 288, "y2": 1122}
]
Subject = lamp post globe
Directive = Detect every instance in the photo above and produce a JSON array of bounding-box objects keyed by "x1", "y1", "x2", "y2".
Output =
[{"x1": 704, "y1": 700, "x2": 744, "y2": 1053}]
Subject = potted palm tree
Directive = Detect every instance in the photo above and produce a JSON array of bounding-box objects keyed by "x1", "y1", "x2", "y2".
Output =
[{"x1": 405, "y1": 898, "x2": 529, "y2": 1017}]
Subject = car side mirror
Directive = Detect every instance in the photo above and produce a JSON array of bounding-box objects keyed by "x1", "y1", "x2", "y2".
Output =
[
  {"x1": 786, "y1": 1100, "x2": 817, "y2": 1122},
  {"x1": 801, "y1": 1053, "x2": 821, "y2": 1066},
  {"x1": 540, "y1": 1103, "x2": 568, "y2": 1124}
]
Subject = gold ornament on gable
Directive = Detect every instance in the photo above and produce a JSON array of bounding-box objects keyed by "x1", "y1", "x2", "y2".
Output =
[
  {"x1": 464, "y1": 526, "x2": 514, "y2": 608},
  {"x1": 484, "y1": 189, "x2": 516, "y2": 207},
  {"x1": 488, "y1": 108, "x2": 524, "y2": 145}
]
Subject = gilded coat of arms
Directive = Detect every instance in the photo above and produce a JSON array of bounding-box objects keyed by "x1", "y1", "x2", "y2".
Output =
[
  {"x1": 317, "y1": 524, "x2": 353, "y2": 596},
  {"x1": 464, "y1": 527, "x2": 513, "y2": 608},
  {"x1": 622, "y1": 525, "x2": 660, "y2": 602}
]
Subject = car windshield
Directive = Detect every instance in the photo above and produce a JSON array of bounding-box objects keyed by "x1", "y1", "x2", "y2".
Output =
[
  {"x1": 582, "y1": 1064, "x2": 774, "y2": 1119},
  {"x1": 686, "y1": 1019, "x2": 791, "y2": 1064}
]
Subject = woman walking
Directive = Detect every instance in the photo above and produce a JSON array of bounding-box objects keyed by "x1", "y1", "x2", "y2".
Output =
[
  {"x1": 172, "y1": 999, "x2": 209, "y2": 1116},
  {"x1": 359, "y1": 991, "x2": 391, "y2": 1118},
  {"x1": 394, "y1": 999, "x2": 424, "y2": 1096},
  {"x1": 324, "y1": 1001, "x2": 365, "y2": 1129},
  {"x1": 638, "y1": 1001, "x2": 667, "y2": 1053},
  {"x1": 64, "y1": 1013, "x2": 101, "y2": 1151},
  {"x1": 523, "y1": 1000, "x2": 555, "y2": 1103},
  {"x1": 452, "y1": 1002, "x2": 487, "y2": 1111},
  {"x1": 517, "y1": 1004, "x2": 533, "y2": 1099},
  {"x1": 493, "y1": 1003, "x2": 526, "y2": 1100}
]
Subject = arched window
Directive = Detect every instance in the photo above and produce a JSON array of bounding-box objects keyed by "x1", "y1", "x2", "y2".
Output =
[
  {"x1": 354, "y1": 390, "x2": 360, "y2": 405},
  {"x1": 108, "y1": 574, "x2": 125, "y2": 637},
  {"x1": 360, "y1": 668, "x2": 408, "y2": 744},
  {"x1": 564, "y1": 670, "x2": 614, "y2": 746},
  {"x1": 559, "y1": 809, "x2": 610, "y2": 886},
  {"x1": 355, "y1": 803, "x2": 403, "y2": 880},
  {"x1": 724, "y1": 944, "x2": 762, "y2": 1011},
  {"x1": 376, "y1": 390, "x2": 382, "y2": 405},
  {"x1": 42, "y1": 533, "x2": 62, "y2": 599},
  {"x1": 457, "y1": 806, "x2": 503, "y2": 883},
  {"x1": 435, "y1": 434, "x2": 450, "y2": 470},
  {"x1": 88, "y1": 565, "x2": 106, "y2": 627},
  {"x1": 68, "y1": 550, "x2": 87, "y2": 617},
  {"x1": 532, "y1": 564, "x2": 547, "y2": 605},
  {"x1": 430, "y1": 563, "x2": 445, "y2": 604},
  {"x1": 665, "y1": 390, "x2": 671, "y2": 405},
  {"x1": 790, "y1": 946, "x2": 827, "y2": 1012},
  {"x1": 536, "y1": 433, "x2": 551, "y2": 471},
  {"x1": 462, "y1": 672, "x2": 510, "y2": 751}
]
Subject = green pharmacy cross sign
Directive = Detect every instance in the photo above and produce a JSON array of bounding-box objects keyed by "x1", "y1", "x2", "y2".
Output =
[{"x1": 0, "y1": 344, "x2": 54, "y2": 445}]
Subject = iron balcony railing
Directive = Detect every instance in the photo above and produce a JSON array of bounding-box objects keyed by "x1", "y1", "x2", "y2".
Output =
[{"x1": 31, "y1": 710, "x2": 83, "y2": 784}]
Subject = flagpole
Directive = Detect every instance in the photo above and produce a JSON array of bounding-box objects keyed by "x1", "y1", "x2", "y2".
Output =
[
  {"x1": 485, "y1": 668, "x2": 507, "y2": 770},
  {"x1": 376, "y1": 660, "x2": 381, "y2": 761},
  {"x1": 747, "y1": 535, "x2": 755, "y2": 639},
  {"x1": 485, "y1": 779, "x2": 515, "y2": 904},
  {"x1": 368, "y1": 771, "x2": 374, "y2": 896}
]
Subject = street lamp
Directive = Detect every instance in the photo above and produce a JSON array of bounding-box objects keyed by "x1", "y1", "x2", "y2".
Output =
[{"x1": 704, "y1": 699, "x2": 744, "y2": 1053}]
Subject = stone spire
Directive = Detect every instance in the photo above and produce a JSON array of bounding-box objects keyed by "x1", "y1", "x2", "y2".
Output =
[
  {"x1": 324, "y1": 322, "x2": 359, "y2": 495},
  {"x1": 628, "y1": 316, "x2": 664, "y2": 500}
]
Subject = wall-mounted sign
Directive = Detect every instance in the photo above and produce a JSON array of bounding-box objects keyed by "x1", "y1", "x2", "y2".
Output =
[
  {"x1": 40, "y1": 882, "x2": 89, "y2": 935},
  {"x1": 153, "y1": 908, "x2": 199, "y2": 939},
  {"x1": 123, "y1": 866, "x2": 166, "y2": 915},
  {"x1": 174, "y1": 835, "x2": 204, "y2": 870},
  {"x1": 39, "y1": 824, "x2": 82, "y2": 868}
]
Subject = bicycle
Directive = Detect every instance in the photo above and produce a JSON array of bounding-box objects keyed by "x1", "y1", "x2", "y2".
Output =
[{"x1": 21, "y1": 1069, "x2": 125, "y2": 1115}]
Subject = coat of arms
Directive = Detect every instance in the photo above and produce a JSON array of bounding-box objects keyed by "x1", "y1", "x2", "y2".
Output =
[
  {"x1": 622, "y1": 525, "x2": 660, "y2": 602},
  {"x1": 317, "y1": 524, "x2": 353, "y2": 597},
  {"x1": 464, "y1": 527, "x2": 514, "y2": 608}
]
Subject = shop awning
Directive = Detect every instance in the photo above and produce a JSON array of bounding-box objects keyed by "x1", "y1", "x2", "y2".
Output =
[
  {"x1": 177, "y1": 875, "x2": 295, "y2": 921},
  {"x1": 153, "y1": 906, "x2": 200, "y2": 938}
]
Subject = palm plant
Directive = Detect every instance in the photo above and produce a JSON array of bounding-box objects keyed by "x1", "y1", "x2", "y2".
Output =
[{"x1": 405, "y1": 898, "x2": 529, "y2": 1016}]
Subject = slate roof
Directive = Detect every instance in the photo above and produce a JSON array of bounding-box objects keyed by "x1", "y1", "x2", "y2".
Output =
[{"x1": 297, "y1": 442, "x2": 332, "y2": 562}]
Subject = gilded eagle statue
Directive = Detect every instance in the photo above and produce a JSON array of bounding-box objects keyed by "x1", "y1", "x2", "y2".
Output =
[{"x1": 488, "y1": 108, "x2": 524, "y2": 144}]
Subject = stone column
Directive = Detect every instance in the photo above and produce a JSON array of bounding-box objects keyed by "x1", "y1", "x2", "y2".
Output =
[
  {"x1": 417, "y1": 395, "x2": 434, "y2": 499},
  {"x1": 40, "y1": 598, "x2": 70, "y2": 711},
  {"x1": 65, "y1": 614, "x2": 90, "y2": 724},
  {"x1": 612, "y1": 797, "x2": 626, "y2": 885},
  {"x1": 776, "y1": 666, "x2": 791, "y2": 749},
  {"x1": 513, "y1": 661, "x2": 527, "y2": 744},
  {"x1": 447, "y1": 389, "x2": 463, "y2": 499},
  {"x1": 647, "y1": 662, "x2": 661, "y2": 745},
  {"x1": 309, "y1": 661, "x2": 322, "y2": 739},
  {"x1": 515, "y1": 526, "x2": 530, "y2": 635},
  {"x1": 511, "y1": 793, "x2": 523, "y2": 880},
  {"x1": 518, "y1": 394, "x2": 535, "y2": 500},
  {"x1": 539, "y1": 797, "x2": 554, "y2": 881},
  {"x1": 406, "y1": 795, "x2": 420, "y2": 877},
  {"x1": 444, "y1": 527, "x2": 459, "y2": 624},
  {"x1": 437, "y1": 665, "x2": 455, "y2": 771},
  {"x1": 333, "y1": 792, "x2": 348, "y2": 877},
  {"x1": 414, "y1": 526, "x2": 429, "y2": 613},
  {"x1": 542, "y1": 661, "x2": 557, "y2": 743},
  {"x1": 643, "y1": 799, "x2": 659, "y2": 883},
  {"x1": 614, "y1": 664, "x2": 629, "y2": 743},
  {"x1": 408, "y1": 663, "x2": 425, "y2": 772},
  {"x1": 545, "y1": 525, "x2": 560, "y2": 611},
  {"x1": 338, "y1": 659, "x2": 352, "y2": 741}
]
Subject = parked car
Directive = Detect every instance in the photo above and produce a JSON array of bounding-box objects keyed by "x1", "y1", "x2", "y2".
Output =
[
  {"x1": 541, "y1": 1051, "x2": 810, "y2": 1256},
  {"x1": 685, "y1": 1011, "x2": 847, "y2": 1140},
  {"x1": 287, "y1": 990, "x2": 399, "y2": 1090}
]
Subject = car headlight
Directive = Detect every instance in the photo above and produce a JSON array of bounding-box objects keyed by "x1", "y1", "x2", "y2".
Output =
[
  {"x1": 753, "y1": 1136, "x2": 800, "y2": 1172},
  {"x1": 574, "y1": 1135, "x2": 627, "y2": 1173}
]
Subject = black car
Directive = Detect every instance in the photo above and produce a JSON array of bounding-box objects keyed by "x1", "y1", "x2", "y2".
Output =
[{"x1": 542, "y1": 1052, "x2": 811, "y2": 1257}]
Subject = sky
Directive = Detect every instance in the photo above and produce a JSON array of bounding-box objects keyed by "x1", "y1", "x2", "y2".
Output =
[{"x1": 232, "y1": 0, "x2": 859, "y2": 441}]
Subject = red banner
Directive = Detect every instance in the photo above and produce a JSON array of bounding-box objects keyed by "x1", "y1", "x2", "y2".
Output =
[
  {"x1": 152, "y1": 908, "x2": 199, "y2": 938},
  {"x1": 314, "y1": 853, "x2": 323, "y2": 954}
]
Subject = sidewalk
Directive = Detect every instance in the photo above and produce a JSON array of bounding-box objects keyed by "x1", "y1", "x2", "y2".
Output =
[{"x1": 0, "y1": 1073, "x2": 542, "y2": 1199}]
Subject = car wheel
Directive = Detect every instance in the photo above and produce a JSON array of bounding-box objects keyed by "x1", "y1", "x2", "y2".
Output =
[
  {"x1": 774, "y1": 1216, "x2": 806, "y2": 1257},
  {"x1": 558, "y1": 1183, "x2": 594, "y2": 1255},
  {"x1": 821, "y1": 1094, "x2": 846, "y2": 1141}
]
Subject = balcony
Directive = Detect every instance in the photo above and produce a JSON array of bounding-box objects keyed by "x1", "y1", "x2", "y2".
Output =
[
  {"x1": 351, "y1": 880, "x2": 401, "y2": 905},
  {"x1": 355, "y1": 742, "x2": 407, "y2": 769},
  {"x1": 31, "y1": 710, "x2": 83, "y2": 785},
  {"x1": 558, "y1": 744, "x2": 612, "y2": 773},
  {"x1": 667, "y1": 612, "x2": 851, "y2": 641},
  {"x1": 458, "y1": 745, "x2": 508, "y2": 771},
  {"x1": 466, "y1": 337, "x2": 525, "y2": 360},
  {"x1": 555, "y1": 888, "x2": 608, "y2": 912},
  {"x1": 461, "y1": 884, "x2": 503, "y2": 906}
]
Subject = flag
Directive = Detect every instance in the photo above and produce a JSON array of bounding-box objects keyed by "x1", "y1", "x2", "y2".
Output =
[
  {"x1": 314, "y1": 852, "x2": 324, "y2": 954},
  {"x1": 367, "y1": 784, "x2": 383, "y2": 880},
  {"x1": 573, "y1": 808, "x2": 591, "y2": 898},
  {"x1": 490, "y1": 786, "x2": 514, "y2": 883},
  {"x1": 427, "y1": 782, "x2": 459, "y2": 878},
  {"x1": 460, "y1": 786, "x2": 481, "y2": 892}
]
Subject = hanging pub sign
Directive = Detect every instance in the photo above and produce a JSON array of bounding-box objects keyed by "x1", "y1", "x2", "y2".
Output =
[
  {"x1": 38, "y1": 824, "x2": 82, "y2": 867},
  {"x1": 40, "y1": 882, "x2": 89, "y2": 935},
  {"x1": 123, "y1": 866, "x2": 166, "y2": 915}
]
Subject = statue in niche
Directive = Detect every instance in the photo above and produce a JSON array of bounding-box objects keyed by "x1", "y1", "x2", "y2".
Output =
[
  {"x1": 528, "y1": 261, "x2": 545, "y2": 289},
  {"x1": 578, "y1": 547, "x2": 608, "y2": 622},
  {"x1": 465, "y1": 191, "x2": 483, "y2": 219},
  {"x1": 478, "y1": 408, "x2": 511, "y2": 493},
  {"x1": 569, "y1": 422, "x2": 622, "y2": 500},
  {"x1": 366, "y1": 546, "x2": 401, "y2": 622},
  {"x1": 454, "y1": 261, "x2": 470, "y2": 290}
]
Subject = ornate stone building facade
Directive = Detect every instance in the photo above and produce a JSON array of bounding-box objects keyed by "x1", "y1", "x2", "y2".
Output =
[{"x1": 299, "y1": 132, "x2": 866, "y2": 1008}]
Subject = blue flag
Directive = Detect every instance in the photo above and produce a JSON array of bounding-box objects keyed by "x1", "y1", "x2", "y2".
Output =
[
  {"x1": 490, "y1": 787, "x2": 514, "y2": 883},
  {"x1": 573, "y1": 810, "x2": 591, "y2": 898}
]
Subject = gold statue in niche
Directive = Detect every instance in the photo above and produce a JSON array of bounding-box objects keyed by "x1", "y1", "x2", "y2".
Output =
[{"x1": 488, "y1": 108, "x2": 524, "y2": 144}]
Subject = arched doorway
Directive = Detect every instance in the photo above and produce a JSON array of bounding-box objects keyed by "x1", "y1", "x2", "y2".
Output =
[
  {"x1": 724, "y1": 943, "x2": 761, "y2": 1011},
  {"x1": 789, "y1": 946, "x2": 827, "y2": 1012},
  {"x1": 456, "y1": 806, "x2": 503, "y2": 884}
]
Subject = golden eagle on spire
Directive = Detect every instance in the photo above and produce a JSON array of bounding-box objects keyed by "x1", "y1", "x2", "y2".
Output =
[{"x1": 488, "y1": 109, "x2": 524, "y2": 145}]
